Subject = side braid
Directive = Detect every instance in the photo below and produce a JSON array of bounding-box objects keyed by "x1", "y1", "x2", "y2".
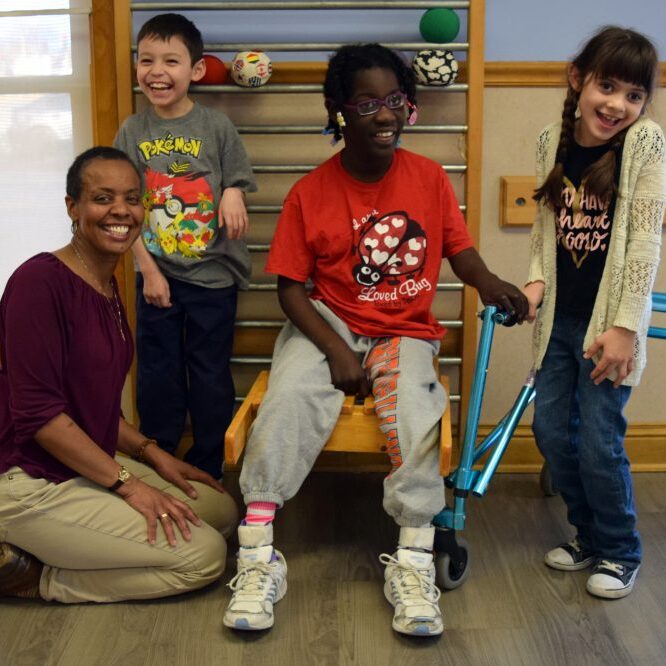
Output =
[
  {"x1": 583, "y1": 127, "x2": 628, "y2": 204},
  {"x1": 324, "y1": 117, "x2": 342, "y2": 143},
  {"x1": 533, "y1": 86, "x2": 579, "y2": 209},
  {"x1": 323, "y1": 52, "x2": 348, "y2": 144}
]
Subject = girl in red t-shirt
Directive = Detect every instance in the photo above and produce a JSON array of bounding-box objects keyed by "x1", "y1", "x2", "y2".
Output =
[{"x1": 224, "y1": 43, "x2": 528, "y2": 637}]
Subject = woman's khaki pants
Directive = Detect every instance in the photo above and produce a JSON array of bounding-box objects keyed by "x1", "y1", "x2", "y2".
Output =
[{"x1": 0, "y1": 457, "x2": 238, "y2": 603}]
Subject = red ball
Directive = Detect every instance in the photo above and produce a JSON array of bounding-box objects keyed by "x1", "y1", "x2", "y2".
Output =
[{"x1": 199, "y1": 55, "x2": 228, "y2": 85}]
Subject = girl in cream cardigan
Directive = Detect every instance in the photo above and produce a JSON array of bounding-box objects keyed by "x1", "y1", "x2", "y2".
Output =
[{"x1": 524, "y1": 26, "x2": 665, "y2": 599}]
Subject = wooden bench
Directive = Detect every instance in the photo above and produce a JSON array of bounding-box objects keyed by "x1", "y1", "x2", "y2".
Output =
[{"x1": 224, "y1": 370, "x2": 453, "y2": 476}]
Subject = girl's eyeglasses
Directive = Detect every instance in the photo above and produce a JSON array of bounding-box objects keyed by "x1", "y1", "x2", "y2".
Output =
[{"x1": 342, "y1": 91, "x2": 407, "y2": 116}]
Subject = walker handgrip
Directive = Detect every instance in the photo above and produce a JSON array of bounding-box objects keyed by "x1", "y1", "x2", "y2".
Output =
[{"x1": 490, "y1": 309, "x2": 518, "y2": 327}]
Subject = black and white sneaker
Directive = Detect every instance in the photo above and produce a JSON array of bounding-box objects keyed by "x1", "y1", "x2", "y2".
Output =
[
  {"x1": 586, "y1": 560, "x2": 639, "y2": 599},
  {"x1": 544, "y1": 538, "x2": 595, "y2": 571}
]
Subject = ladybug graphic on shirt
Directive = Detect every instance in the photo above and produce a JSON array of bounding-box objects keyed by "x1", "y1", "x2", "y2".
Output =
[{"x1": 352, "y1": 211, "x2": 427, "y2": 287}]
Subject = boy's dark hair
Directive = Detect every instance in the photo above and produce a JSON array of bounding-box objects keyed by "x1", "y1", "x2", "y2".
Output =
[
  {"x1": 534, "y1": 26, "x2": 658, "y2": 210},
  {"x1": 323, "y1": 43, "x2": 417, "y2": 143},
  {"x1": 66, "y1": 146, "x2": 140, "y2": 201},
  {"x1": 137, "y1": 13, "x2": 204, "y2": 64}
]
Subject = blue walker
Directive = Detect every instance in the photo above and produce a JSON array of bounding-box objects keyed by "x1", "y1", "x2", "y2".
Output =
[
  {"x1": 430, "y1": 305, "x2": 534, "y2": 588},
  {"x1": 431, "y1": 293, "x2": 666, "y2": 590}
]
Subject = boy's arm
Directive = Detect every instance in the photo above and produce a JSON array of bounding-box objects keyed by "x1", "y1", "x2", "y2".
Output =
[
  {"x1": 216, "y1": 114, "x2": 256, "y2": 240},
  {"x1": 448, "y1": 247, "x2": 528, "y2": 322},
  {"x1": 132, "y1": 240, "x2": 172, "y2": 308},
  {"x1": 218, "y1": 186, "x2": 249, "y2": 240},
  {"x1": 277, "y1": 276, "x2": 369, "y2": 397}
]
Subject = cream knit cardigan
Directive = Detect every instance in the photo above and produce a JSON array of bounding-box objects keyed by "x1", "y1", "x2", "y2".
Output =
[{"x1": 527, "y1": 117, "x2": 666, "y2": 386}]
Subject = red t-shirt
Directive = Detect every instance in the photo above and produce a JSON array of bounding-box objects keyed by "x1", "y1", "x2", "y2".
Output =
[{"x1": 266, "y1": 149, "x2": 474, "y2": 339}]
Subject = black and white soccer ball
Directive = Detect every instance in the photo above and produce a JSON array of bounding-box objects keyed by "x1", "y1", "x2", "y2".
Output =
[{"x1": 412, "y1": 49, "x2": 459, "y2": 86}]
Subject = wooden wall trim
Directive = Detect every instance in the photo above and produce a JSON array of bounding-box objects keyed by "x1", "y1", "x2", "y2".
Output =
[
  {"x1": 268, "y1": 61, "x2": 666, "y2": 88},
  {"x1": 113, "y1": 0, "x2": 137, "y2": 351},
  {"x1": 89, "y1": 0, "x2": 132, "y2": 308},
  {"x1": 485, "y1": 62, "x2": 566, "y2": 87},
  {"x1": 475, "y1": 423, "x2": 666, "y2": 473},
  {"x1": 485, "y1": 61, "x2": 666, "y2": 87},
  {"x1": 89, "y1": 0, "x2": 119, "y2": 144},
  {"x1": 89, "y1": 0, "x2": 133, "y2": 348}
]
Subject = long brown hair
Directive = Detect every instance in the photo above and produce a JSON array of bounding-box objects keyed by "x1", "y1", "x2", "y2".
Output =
[{"x1": 533, "y1": 26, "x2": 658, "y2": 210}]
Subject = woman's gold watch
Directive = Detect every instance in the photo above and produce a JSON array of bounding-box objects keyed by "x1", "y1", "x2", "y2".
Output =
[{"x1": 108, "y1": 466, "x2": 131, "y2": 492}]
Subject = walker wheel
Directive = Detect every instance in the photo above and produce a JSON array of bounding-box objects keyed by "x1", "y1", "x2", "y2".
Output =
[
  {"x1": 435, "y1": 536, "x2": 470, "y2": 590},
  {"x1": 539, "y1": 463, "x2": 558, "y2": 497}
]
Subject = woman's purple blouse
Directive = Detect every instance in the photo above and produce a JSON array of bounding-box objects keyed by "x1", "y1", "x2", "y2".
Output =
[{"x1": 0, "y1": 253, "x2": 133, "y2": 482}]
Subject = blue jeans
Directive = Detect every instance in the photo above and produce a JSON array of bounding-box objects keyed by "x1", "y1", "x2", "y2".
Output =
[
  {"x1": 533, "y1": 311, "x2": 641, "y2": 565},
  {"x1": 136, "y1": 274, "x2": 238, "y2": 479}
]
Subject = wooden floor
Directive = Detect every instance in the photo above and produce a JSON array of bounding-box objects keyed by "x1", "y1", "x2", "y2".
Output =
[{"x1": 2, "y1": 472, "x2": 666, "y2": 666}]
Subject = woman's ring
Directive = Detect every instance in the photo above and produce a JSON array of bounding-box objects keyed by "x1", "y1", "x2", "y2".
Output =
[{"x1": 159, "y1": 513, "x2": 169, "y2": 520}]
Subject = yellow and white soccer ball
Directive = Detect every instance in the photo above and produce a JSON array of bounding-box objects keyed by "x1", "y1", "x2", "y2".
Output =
[
  {"x1": 231, "y1": 51, "x2": 273, "y2": 87},
  {"x1": 412, "y1": 49, "x2": 458, "y2": 86}
]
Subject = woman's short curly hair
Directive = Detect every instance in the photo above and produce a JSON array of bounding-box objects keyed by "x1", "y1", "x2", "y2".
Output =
[{"x1": 66, "y1": 146, "x2": 140, "y2": 201}]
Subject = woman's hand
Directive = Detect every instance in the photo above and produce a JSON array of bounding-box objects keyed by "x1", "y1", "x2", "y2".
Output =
[
  {"x1": 116, "y1": 476, "x2": 202, "y2": 546},
  {"x1": 218, "y1": 187, "x2": 249, "y2": 239},
  {"x1": 148, "y1": 447, "x2": 225, "y2": 499},
  {"x1": 584, "y1": 326, "x2": 636, "y2": 388},
  {"x1": 142, "y1": 269, "x2": 172, "y2": 308},
  {"x1": 522, "y1": 281, "x2": 545, "y2": 322}
]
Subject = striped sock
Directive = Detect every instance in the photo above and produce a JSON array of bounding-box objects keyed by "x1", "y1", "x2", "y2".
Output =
[{"x1": 243, "y1": 501, "x2": 278, "y2": 526}]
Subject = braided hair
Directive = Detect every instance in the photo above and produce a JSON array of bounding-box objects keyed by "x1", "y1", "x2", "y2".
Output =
[
  {"x1": 323, "y1": 44, "x2": 417, "y2": 144},
  {"x1": 533, "y1": 25, "x2": 658, "y2": 210}
]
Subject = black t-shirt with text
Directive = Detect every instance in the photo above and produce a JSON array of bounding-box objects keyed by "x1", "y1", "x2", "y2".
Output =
[{"x1": 555, "y1": 141, "x2": 620, "y2": 320}]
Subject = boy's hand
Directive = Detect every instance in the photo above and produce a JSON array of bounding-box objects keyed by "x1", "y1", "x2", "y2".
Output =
[
  {"x1": 584, "y1": 326, "x2": 636, "y2": 388},
  {"x1": 142, "y1": 270, "x2": 172, "y2": 308},
  {"x1": 218, "y1": 187, "x2": 249, "y2": 239},
  {"x1": 522, "y1": 281, "x2": 545, "y2": 322},
  {"x1": 477, "y1": 274, "x2": 529, "y2": 323}
]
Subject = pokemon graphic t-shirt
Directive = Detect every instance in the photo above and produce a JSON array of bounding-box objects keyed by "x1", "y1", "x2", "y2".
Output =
[
  {"x1": 266, "y1": 149, "x2": 474, "y2": 340},
  {"x1": 555, "y1": 141, "x2": 619, "y2": 320},
  {"x1": 115, "y1": 103, "x2": 256, "y2": 288}
]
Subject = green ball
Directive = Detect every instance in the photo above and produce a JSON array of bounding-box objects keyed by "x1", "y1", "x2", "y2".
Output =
[{"x1": 419, "y1": 8, "x2": 460, "y2": 43}]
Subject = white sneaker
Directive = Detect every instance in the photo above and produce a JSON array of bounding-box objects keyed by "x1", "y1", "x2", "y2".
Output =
[
  {"x1": 380, "y1": 548, "x2": 443, "y2": 636},
  {"x1": 586, "y1": 560, "x2": 640, "y2": 599},
  {"x1": 223, "y1": 544, "x2": 287, "y2": 630},
  {"x1": 545, "y1": 538, "x2": 595, "y2": 571}
]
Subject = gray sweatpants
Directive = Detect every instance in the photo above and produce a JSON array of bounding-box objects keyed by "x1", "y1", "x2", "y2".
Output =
[{"x1": 240, "y1": 300, "x2": 447, "y2": 527}]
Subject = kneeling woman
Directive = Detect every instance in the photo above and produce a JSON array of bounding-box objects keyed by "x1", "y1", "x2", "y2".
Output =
[{"x1": 0, "y1": 147, "x2": 237, "y2": 602}]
